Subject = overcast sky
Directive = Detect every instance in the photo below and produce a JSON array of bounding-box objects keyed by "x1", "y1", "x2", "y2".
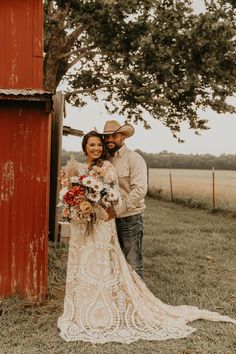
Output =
[{"x1": 62, "y1": 0, "x2": 236, "y2": 156}]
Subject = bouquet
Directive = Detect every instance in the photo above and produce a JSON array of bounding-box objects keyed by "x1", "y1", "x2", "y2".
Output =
[{"x1": 58, "y1": 158, "x2": 119, "y2": 224}]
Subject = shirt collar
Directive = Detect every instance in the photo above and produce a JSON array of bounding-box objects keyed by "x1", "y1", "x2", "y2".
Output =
[{"x1": 114, "y1": 144, "x2": 127, "y2": 157}]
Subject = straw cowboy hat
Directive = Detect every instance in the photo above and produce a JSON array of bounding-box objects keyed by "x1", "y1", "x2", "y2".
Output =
[{"x1": 101, "y1": 120, "x2": 134, "y2": 138}]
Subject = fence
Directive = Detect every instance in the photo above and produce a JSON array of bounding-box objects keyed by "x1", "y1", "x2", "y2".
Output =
[{"x1": 148, "y1": 168, "x2": 236, "y2": 212}]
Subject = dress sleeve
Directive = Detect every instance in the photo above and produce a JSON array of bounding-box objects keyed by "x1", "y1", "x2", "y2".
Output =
[
  {"x1": 101, "y1": 160, "x2": 119, "y2": 184},
  {"x1": 101, "y1": 160, "x2": 121, "y2": 204}
]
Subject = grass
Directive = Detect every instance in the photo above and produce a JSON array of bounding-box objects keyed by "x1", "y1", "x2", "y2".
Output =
[
  {"x1": 1, "y1": 197, "x2": 236, "y2": 354},
  {"x1": 148, "y1": 187, "x2": 236, "y2": 217}
]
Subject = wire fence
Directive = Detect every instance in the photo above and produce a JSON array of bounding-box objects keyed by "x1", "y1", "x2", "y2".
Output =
[{"x1": 148, "y1": 168, "x2": 236, "y2": 212}]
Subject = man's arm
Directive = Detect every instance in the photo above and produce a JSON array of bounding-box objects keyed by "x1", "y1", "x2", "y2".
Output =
[{"x1": 114, "y1": 152, "x2": 147, "y2": 215}]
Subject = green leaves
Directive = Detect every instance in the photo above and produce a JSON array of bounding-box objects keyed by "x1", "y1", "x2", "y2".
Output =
[{"x1": 44, "y1": 0, "x2": 236, "y2": 137}]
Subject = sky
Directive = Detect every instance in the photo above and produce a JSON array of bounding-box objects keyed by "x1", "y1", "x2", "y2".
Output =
[{"x1": 62, "y1": 0, "x2": 236, "y2": 156}]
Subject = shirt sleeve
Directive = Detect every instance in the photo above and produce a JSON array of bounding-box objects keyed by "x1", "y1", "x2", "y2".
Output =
[{"x1": 114, "y1": 152, "x2": 147, "y2": 215}]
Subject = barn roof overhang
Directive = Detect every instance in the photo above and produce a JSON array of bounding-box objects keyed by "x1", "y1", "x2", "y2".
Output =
[
  {"x1": 63, "y1": 125, "x2": 84, "y2": 137},
  {"x1": 0, "y1": 89, "x2": 53, "y2": 112}
]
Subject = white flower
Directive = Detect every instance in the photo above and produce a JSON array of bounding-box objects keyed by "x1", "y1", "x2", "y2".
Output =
[
  {"x1": 91, "y1": 180, "x2": 103, "y2": 192},
  {"x1": 70, "y1": 176, "x2": 80, "y2": 184},
  {"x1": 108, "y1": 189, "x2": 119, "y2": 201},
  {"x1": 59, "y1": 187, "x2": 68, "y2": 201},
  {"x1": 88, "y1": 192, "x2": 101, "y2": 203},
  {"x1": 101, "y1": 200, "x2": 111, "y2": 208},
  {"x1": 82, "y1": 176, "x2": 96, "y2": 187}
]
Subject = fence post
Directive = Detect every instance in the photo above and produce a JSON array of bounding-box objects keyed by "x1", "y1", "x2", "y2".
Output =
[
  {"x1": 169, "y1": 169, "x2": 174, "y2": 201},
  {"x1": 212, "y1": 167, "x2": 215, "y2": 211}
]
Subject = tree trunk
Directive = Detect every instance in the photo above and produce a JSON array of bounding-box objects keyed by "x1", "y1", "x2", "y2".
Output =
[{"x1": 44, "y1": 52, "x2": 68, "y2": 92}]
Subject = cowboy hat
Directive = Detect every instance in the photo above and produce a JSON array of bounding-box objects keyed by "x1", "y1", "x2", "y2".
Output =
[{"x1": 101, "y1": 120, "x2": 134, "y2": 138}]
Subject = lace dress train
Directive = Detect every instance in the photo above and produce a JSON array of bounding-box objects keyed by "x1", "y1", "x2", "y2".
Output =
[{"x1": 57, "y1": 219, "x2": 236, "y2": 344}]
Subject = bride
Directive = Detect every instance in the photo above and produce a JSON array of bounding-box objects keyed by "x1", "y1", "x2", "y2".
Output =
[{"x1": 57, "y1": 131, "x2": 236, "y2": 344}]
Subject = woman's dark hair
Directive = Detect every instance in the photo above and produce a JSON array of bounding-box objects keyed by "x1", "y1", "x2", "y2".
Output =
[{"x1": 82, "y1": 130, "x2": 108, "y2": 161}]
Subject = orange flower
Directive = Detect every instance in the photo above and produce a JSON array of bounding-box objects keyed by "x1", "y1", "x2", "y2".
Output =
[
  {"x1": 80, "y1": 201, "x2": 92, "y2": 216},
  {"x1": 62, "y1": 208, "x2": 70, "y2": 218}
]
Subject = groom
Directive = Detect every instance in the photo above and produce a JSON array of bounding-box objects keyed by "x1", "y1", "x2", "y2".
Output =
[{"x1": 101, "y1": 120, "x2": 147, "y2": 279}]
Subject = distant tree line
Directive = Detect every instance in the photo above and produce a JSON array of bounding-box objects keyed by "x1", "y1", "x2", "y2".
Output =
[
  {"x1": 62, "y1": 150, "x2": 86, "y2": 166},
  {"x1": 62, "y1": 149, "x2": 236, "y2": 171},
  {"x1": 136, "y1": 150, "x2": 236, "y2": 170}
]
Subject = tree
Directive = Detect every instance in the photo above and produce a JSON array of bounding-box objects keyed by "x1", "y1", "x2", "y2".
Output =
[{"x1": 44, "y1": 0, "x2": 236, "y2": 140}]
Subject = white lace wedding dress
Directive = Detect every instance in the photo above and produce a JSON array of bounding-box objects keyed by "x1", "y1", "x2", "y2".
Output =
[{"x1": 57, "y1": 161, "x2": 236, "y2": 344}]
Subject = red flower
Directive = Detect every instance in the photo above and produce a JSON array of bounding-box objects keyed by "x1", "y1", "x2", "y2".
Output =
[{"x1": 63, "y1": 186, "x2": 86, "y2": 206}]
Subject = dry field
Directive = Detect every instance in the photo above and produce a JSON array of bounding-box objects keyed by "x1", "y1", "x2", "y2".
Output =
[{"x1": 148, "y1": 168, "x2": 236, "y2": 211}]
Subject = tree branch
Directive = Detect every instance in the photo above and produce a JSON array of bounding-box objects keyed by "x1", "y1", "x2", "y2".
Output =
[
  {"x1": 66, "y1": 50, "x2": 102, "y2": 70},
  {"x1": 45, "y1": 0, "x2": 54, "y2": 17},
  {"x1": 51, "y1": 1, "x2": 70, "y2": 23},
  {"x1": 65, "y1": 84, "x2": 115, "y2": 97},
  {"x1": 64, "y1": 17, "x2": 80, "y2": 29},
  {"x1": 64, "y1": 25, "x2": 85, "y2": 51},
  {"x1": 58, "y1": 45, "x2": 97, "y2": 60},
  {"x1": 66, "y1": 54, "x2": 86, "y2": 70},
  {"x1": 65, "y1": 81, "x2": 135, "y2": 97}
]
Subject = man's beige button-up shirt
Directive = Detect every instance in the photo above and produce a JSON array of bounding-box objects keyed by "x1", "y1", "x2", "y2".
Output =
[{"x1": 111, "y1": 144, "x2": 147, "y2": 218}]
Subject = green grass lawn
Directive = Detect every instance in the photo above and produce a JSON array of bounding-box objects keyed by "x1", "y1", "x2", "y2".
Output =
[{"x1": 1, "y1": 197, "x2": 236, "y2": 354}]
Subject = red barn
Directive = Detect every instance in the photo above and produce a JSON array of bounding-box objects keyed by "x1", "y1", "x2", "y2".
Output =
[{"x1": 0, "y1": 0, "x2": 52, "y2": 302}]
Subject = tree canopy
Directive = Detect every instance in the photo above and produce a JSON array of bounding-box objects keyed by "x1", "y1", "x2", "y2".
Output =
[{"x1": 44, "y1": 0, "x2": 236, "y2": 140}]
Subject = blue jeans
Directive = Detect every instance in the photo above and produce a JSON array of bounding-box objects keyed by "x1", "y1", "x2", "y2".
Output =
[{"x1": 115, "y1": 213, "x2": 144, "y2": 279}]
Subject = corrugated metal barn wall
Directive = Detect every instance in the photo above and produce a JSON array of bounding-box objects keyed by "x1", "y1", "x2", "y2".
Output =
[
  {"x1": 0, "y1": 100, "x2": 51, "y2": 301},
  {"x1": 0, "y1": 0, "x2": 43, "y2": 89},
  {"x1": 0, "y1": 0, "x2": 51, "y2": 302}
]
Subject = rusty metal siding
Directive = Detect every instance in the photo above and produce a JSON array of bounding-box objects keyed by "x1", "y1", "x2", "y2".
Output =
[
  {"x1": 32, "y1": 0, "x2": 44, "y2": 88},
  {"x1": 0, "y1": 0, "x2": 43, "y2": 89},
  {"x1": 0, "y1": 101, "x2": 51, "y2": 302},
  {"x1": 0, "y1": 0, "x2": 51, "y2": 302}
]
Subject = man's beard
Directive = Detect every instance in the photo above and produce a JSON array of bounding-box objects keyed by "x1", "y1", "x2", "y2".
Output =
[{"x1": 105, "y1": 143, "x2": 121, "y2": 156}]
